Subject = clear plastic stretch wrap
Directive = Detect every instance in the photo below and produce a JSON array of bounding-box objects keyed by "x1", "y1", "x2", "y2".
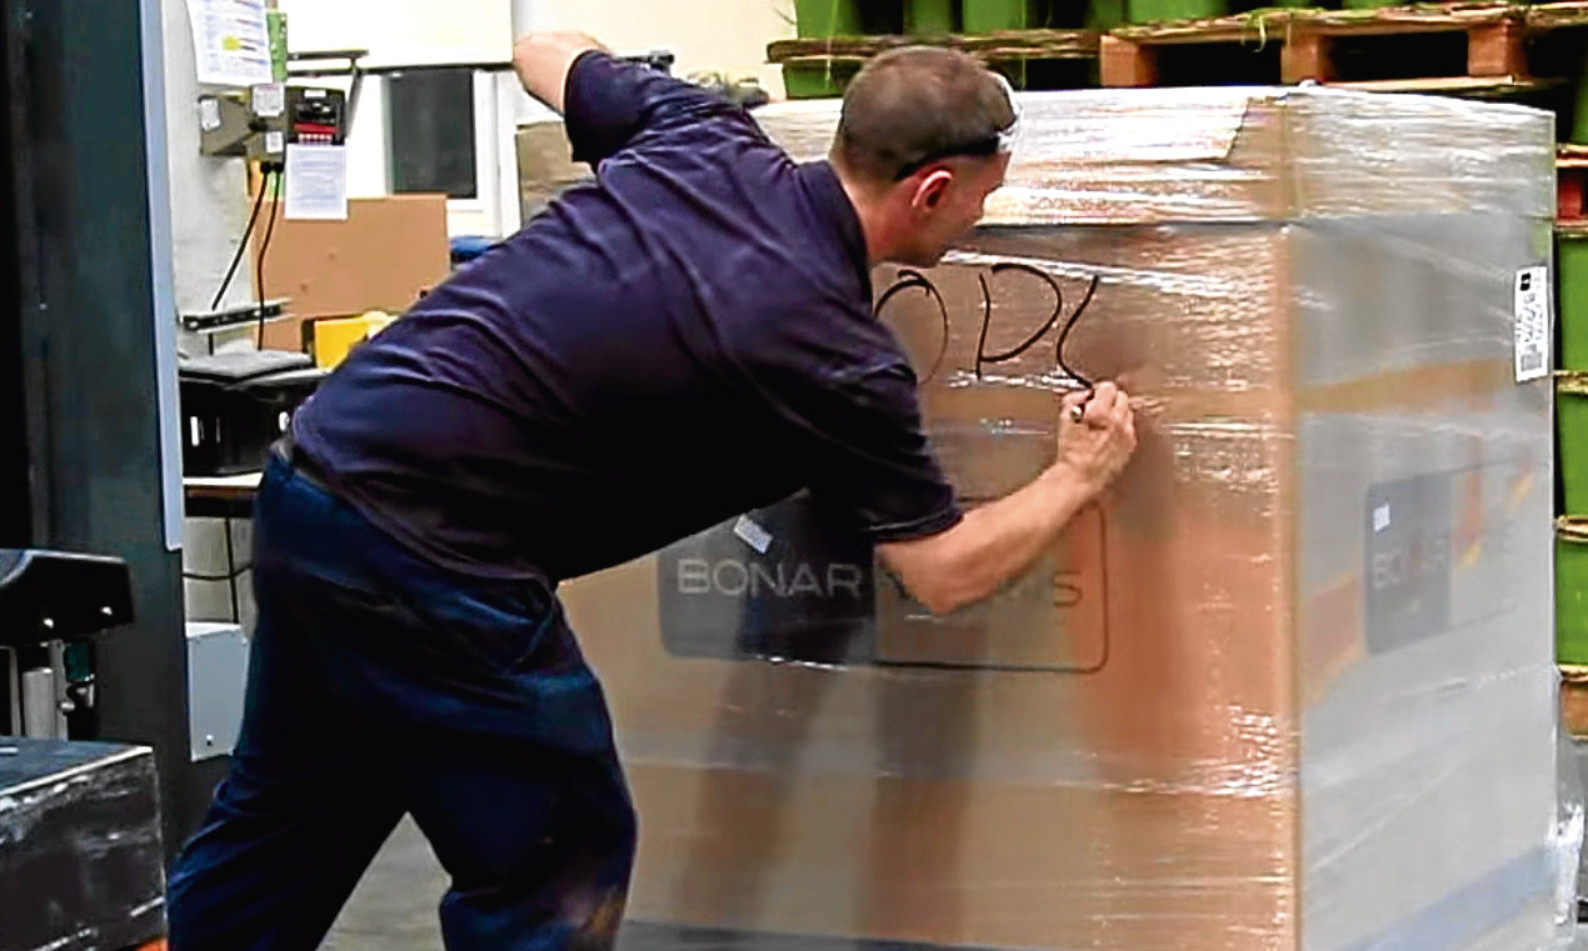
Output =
[{"x1": 559, "y1": 88, "x2": 1569, "y2": 950}]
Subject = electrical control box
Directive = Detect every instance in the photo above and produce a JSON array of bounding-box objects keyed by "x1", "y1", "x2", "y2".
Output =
[
  {"x1": 198, "y1": 84, "x2": 346, "y2": 159},
  {"x1": 285, "y1": 86, "x2": 347, "y2": 146}
]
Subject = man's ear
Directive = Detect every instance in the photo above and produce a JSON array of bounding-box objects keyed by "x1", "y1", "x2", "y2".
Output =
[{"x1": 912, "y1": 169, "x2": 954, "y2": 213}]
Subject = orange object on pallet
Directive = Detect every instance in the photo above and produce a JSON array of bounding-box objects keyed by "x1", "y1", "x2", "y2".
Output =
[
  {"x1": 1099, "y1": 3, "x2": 1534, "y2": 91},
  {"x1": 1561, "y1": 146, "x2": 1588, "y2": 225},
  {"x1": 1563, "y1": 666, "x2": 1588, "y2": 739}
]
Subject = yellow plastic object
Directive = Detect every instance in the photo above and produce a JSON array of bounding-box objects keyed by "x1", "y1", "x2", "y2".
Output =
[{"x1": 313, "y1": 311, "x2": 394, "y2": 369}]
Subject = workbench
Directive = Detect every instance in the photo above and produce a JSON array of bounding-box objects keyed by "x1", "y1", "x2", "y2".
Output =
[{"x1": 184, "y1": 471, "x2": 262, "y2": 520}]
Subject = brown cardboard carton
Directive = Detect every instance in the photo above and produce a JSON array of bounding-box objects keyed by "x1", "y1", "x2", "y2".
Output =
[
  {"x1": 560, "y1": 89, "x2": 1565, "y2": 950},
  {"x1": 515, "y1": 120, "x2": 589, "y2": 222},
  {"x1": 252, "y1": 195, "x2": 449, "y2": 351}
]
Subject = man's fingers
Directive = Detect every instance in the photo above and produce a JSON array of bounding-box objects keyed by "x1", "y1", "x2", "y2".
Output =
[
  {"x1": 1061, "y1": 390, "x2": 1088, "y2": 424},
  {"x1": 1061, "y1": 382, "x2": 1135, "y2": 430},
  {"x1": 1111, "y1": 392, "x2": 1133, "y2": 426},
  {"x1": 1083, "y1": 389, "x2": 1114, "y2": 423},
  {"x1": 1086, "y1": 384, "x2": 1131, "y2": 428}
]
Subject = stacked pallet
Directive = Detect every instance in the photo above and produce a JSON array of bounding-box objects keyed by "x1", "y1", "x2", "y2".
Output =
[
  {"x1": 1562, "y1": 145, "x2": 1588, "y2": 735},
  {"x1": 772, "y1": 1, "x2": 1588, "y2": 98},
  {"x1": 782, "y1": 0, "x2": 1086, "y2": 96}
]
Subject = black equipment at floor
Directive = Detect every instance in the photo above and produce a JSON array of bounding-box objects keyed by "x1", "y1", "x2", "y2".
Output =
[{"x1": 0, "y1": 548, "x2": 164, "y2": 951}]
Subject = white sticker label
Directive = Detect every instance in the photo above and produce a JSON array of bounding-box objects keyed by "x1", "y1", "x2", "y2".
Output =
[
  {"x1": 733, "y1": 516, "x2": 773, "y2": 555},
  {"x1": 264, "y1": 130, "x2": 285, "y2": 155},
  {"x1": 1373, "y1": 504, "x2": 1391, "y2": 533},
  {"x1": 252, "y1": 82, "x2": 285, "y2": 118},
  {"x1": 1514, "y1": 266, "x2": 1550, "y2": 383},
  {"x1": 199, "y1": 97, "x2": 222, "y2": 132}
]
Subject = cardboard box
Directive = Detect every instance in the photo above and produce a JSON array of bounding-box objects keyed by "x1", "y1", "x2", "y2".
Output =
[
  {"x1": 516, "y1": 119, "x2": 590, "y2": 222},
  {"x1": 560, "y1": 89, "x2": 1565, "y2": 949},
  {"x1": 252, "y1": 195, "x2": 450, "y2": 351}
]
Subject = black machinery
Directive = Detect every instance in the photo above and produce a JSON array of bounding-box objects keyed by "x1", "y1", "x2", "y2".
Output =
[
  {"x1": 2, "y1": 0, "x2": 228, "y2": 857},
  {"x1": 0, "y1": 549, "x2": 135, "y2": 738},
  {"x1": 0, "y1": 549, "x2": 166, "y2": 951}
]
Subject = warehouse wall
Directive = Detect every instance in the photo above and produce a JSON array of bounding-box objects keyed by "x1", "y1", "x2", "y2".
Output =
[
  {"x1": 533, "y1": 0, "x2": 796, "y2": 90},
  {"x1": 154, "y1": 0, "x2": 257, "y2": 624},
  {"x1": 274, "y1": 0, "x2": 794, "y2": 237},
  {"x1": 276, "y1": 0, "x2": 793, "y2": 87},
  {"x1": 159, "y1": 0, "x2": 254, "y2": 319},
  {"x1": 158, "y1": 0, "x2": 796, "y2": 289}
]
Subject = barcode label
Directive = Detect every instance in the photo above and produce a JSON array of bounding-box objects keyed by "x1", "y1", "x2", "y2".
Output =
[{"x1": 1515, "y1": 266, "x2": 1550, "y2": 383}]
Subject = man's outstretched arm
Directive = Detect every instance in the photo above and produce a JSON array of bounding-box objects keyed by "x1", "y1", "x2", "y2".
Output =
[{"x1": 513, "y1": 32, "x2": 608, "y2": 113}]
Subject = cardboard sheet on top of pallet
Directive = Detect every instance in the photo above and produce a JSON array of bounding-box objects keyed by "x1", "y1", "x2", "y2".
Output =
[
  {"x1": 555, "y1": 88, "x2": 1571, "y2": 950},
  {"x1": 516, "y1": 119, "x2": 588, "y2": 222},
  {"x1": 252, "y1": 194, "x2": 450, "y2": 351}
]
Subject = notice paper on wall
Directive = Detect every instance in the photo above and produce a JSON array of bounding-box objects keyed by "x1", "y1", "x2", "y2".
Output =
[
  {"x1": 284, "y1": 144, "x2": 349, "y2": 221},
  {"x1": 184, "y1": 0, "x2": 272, "y2": 88}
]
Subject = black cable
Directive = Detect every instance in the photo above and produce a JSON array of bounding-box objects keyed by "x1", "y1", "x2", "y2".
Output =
[
  {"x1": 222, "y1": 515, "x2": 241, "y2": 623},
  {"x1": 182, "y1": 568, "x2": 254, "y2": 583},
  {"x1": 255, "y1": 168, "x2": 284, "y2": 347},
  {"x1": 210, "y1": 172, "x2": 271, "y2": 311}
]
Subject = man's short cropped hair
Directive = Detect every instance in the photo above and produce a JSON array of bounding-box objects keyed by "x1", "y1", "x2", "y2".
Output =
[{"x1": 831, "y1": 47, "x2": 1017, "y2": 183}]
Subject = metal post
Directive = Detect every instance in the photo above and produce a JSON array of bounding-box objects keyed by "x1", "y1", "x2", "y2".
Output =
[
  {"x1": 0, "y1": 0, "x2": 229, "y2": 855},
  {"x1": 21, "y1": 666, "x2": 55, "y2": 739},
  {"x1": 1, "y1": 647, "x2": 19, "y2": 735}
]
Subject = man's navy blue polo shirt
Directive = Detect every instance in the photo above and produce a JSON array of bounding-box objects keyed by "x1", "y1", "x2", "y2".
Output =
[{"x1": 291, "y1": 51, "x2": 962, "y2": 583}]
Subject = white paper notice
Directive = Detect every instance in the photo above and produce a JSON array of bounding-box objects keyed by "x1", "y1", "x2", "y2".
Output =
[
  {"x1": 185, "y1": 0, "x2": 272, "y2": 87},
  {"x1": 284, "y1": 144, "x2": 348, "y2": 220},
  {"x1": 1514, "y1": 266, "x2": 1550, "y2": 383}
]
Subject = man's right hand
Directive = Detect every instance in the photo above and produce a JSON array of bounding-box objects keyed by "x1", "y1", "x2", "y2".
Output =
[
  {"x1": 1052, "y1": 382, "x2": 1137, "y2": 496},
  {"x1": 878, "y1": 380, "x2": 1138, "y2": 616}
]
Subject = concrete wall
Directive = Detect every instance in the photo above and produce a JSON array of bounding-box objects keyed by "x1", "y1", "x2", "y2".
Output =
[
  {"x1": 277, "y1": 0, "x2": 515, "y2": 68},
  {"x1": 159, "y1": 0, "x2": 255, "y2": 321},
  {"x1": 279, "y1": 0, "x2": 794, "y2": 87},
  {"x1": 532, "y1": 0, "x2": 797, "y2": 92},
  {"x1": 156, "y1": 0, "x2": 267, "y2": 620}
]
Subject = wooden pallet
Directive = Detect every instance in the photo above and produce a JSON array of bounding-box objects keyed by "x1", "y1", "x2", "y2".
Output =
[
  {"x1": 1562, "y1": 145, "x2": 1588, "y2": 227},
  {"x1": 1526, "y1": 1, "x2": 1588, "y2": 32},
  {"x1": 1565, "y1": 665, "x2": 1588, "y2": 739},
  {"x1": 1100, "y1": 3, "x2": 1542, "y2": 91},
  {"x1": 767, "y1": 3, "x2": 1588, "y2": 96},
  {"x1": 767, "y1": 28, "x2": 1099, "y2": 69}
]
